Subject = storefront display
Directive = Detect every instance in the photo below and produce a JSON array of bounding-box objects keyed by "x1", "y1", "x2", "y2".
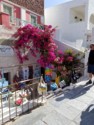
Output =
[
  {"x1": 0, "y1": 78, "x2": 8, "y2": 88},
  {"x1": 22, "y1": 67, "x2": 29, "y2": 80},
  {"x1": 38, "y1": 76, "x2": 47, "y2": 95},
  {"x1": 33, "y1": 65, "x2": 41, "y2": 78},
  {"x1": 13, "y1": 66, "x2": 30, "y2": 90},
  {"x1": 45, "y1": 67, "x2": 52, "y2": 82}
]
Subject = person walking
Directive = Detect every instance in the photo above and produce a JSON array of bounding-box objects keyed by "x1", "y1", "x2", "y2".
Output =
[{"x1": 86, "y1": 43, "x2": 94, "y2": 84}]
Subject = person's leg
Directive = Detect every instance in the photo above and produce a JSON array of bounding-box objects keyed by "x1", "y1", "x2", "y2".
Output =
[
  {"x1": 86, "y1": 65, "x2": 92, "y2": 84},
  {"x1": 91, "y1": 65, "x2": 94, "y2": 84},
  {"x1": 86, "y1": 73, "x2": 92, "y2": 84},
  {"x1": 92, "y1": 73, "x2": 94, "y2": 84},
  {"x1": 89, "y1": 73, "x2": 92, "y2": 79}
]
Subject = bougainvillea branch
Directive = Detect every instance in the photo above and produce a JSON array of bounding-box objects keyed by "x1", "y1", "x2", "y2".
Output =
[
  {"x1": 13, "y1": 24, "x2": 57, "y2": 67},
  {"x1": 13, "y1": 24, "x2": 81, "y2": 69}
]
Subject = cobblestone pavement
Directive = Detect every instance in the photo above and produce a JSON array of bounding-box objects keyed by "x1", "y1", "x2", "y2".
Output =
[{"x1": 6, "y1": 80, "x2": 94, "y2": 125}]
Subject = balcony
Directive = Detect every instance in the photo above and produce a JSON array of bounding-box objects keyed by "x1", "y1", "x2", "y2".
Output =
[
  {"x1": 0, "y1": 12, "x2": 43, "y2": 40},
  {"x1": 10, "y1": 16, "x2": 42, "y2": 28}
]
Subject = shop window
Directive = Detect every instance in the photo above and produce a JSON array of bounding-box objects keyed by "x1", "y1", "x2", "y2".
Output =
[
  {"x1": 31, "y1": 15, "x2": 37, "y2": 25},
  {"x1": 3, "y1": 4, "x2": 13, "y2": 22},
  {"x1": 70, "y1": 5, "x2": 85, "y2": 23}
]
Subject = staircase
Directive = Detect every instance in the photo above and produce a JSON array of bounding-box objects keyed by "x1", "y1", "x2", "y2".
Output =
[{"x1": 54, "y1": 39, "x2": 85, "y2": 53}]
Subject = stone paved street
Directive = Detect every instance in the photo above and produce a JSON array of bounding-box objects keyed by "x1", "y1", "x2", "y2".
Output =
[{"x1": 6, "y1": 80, "x2": 94, "y2": 125}]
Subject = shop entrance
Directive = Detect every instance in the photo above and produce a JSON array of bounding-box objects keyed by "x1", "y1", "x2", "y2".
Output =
[
  {"x1": 41, "y1": 67, "x2": 45, "y2": 79},
  {"x1": 4, "y1": 72, "x2": 10, "y2": 84},
  {"x1": 28, "y1": 66, "x2": 33, "y2": 79}
]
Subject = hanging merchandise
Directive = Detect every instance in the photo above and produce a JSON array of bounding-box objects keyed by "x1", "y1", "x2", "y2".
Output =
[
  {"x1": 45, "y1": 75, "x2": 52, "y2": 83},
  {"x1": 15, "y1": 98, "x2": 23, "y2": 106},
  {"x1": 22, "y1": 67, "x2": 29, "y2": 80},
  {"x1": 59, "y1": 80, "x2": 66, "y2": 89},
  {"x1": 0, "y1": 68, "x2": 10, "y2": 101},
  {"x1": 33, "y1": 65, "x2": 41, "y2": 78},
  {"x1": 38, "y1": 76, "x2": 47, "y2": 95},
  {"x1": 55, "y1": 76, "x2": 60, "y2": 86},
  {"x1": 0, "y1": 68, "x2": 8, "y2": 88},
  {"x1": 50, "y1": 82, "x2": 58, "y2": 91},
  {"x1": 45, "y1": 67, "x2": 52, "y2": 76},
  {"x1": 45, "y1": 67, "x2": 52, "y2": 82},
  {"x1": 23, "y1": 85, "x2": 34, "y2": 100}
]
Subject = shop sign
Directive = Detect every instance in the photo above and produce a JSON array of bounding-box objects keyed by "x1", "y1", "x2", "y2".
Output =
[{"x1": 0, "y1": 45, "x2": 14, "y2": 56}]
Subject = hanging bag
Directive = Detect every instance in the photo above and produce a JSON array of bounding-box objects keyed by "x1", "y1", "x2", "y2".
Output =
[{"x1": 38, "y1": 76, "x2": 47, "y2": 95}]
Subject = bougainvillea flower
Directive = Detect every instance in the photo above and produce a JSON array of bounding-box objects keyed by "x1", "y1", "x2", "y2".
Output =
[{"x1": 67, "y1": 56, "x2": 73, "y2": 62}]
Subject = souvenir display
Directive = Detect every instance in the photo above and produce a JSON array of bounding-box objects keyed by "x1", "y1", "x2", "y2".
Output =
[
  {"x1": 55, "y1": 76, "x2": 60, "y2": 86},
  {"x1": 0, "y1": 78, "x2": 8, "y2": 88},
  {"x1": 13, "y1": 67, "x2": 30, "y2": 90},
  {"x1": 13, "y1": 71, "x2": 21, "y2": 90},
  {"x1": 0, "y1": 74, "x2": 10, "y2": 100},
  {"x1": 59, "y1": 80, "x2": 66, "y2": 89},
  {"x1": 38, "y1": 76, "x2": 47, "y2": 95},
  {"x1": 23, "y1": 86, "x2": 33, "y2": 100},
  {"x1": 33, "y1": 65, "x2": 41, "y2": 78},
  {"x1": 12, "y1": 90, "x2": 28, "y2": 106},
  {"x1": 50, "y1": 80, "x2": 58, "y2": 91},
  {"x1": 22, "y1": 67, "x2": 29, "y2": 80},
  {"x1": 37, "y1": 76, "x2": 47, "y2": 104},
  {"x1": 15, "y1": 98, "x2": 23, "y2": 106},
  {"x1": 45, "y1": 75, "x2": 51, "y2": 83},
  {"x1": 45, "y1": 67, "x2": 52, "y2": 76},
  {"x1": 45, "y1": 67, "x2": 52, "y2": 82}
]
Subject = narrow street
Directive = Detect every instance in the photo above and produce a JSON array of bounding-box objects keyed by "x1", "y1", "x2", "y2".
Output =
[{"x1": 6, "y1": 79, "x2": 94, "y2": 125}]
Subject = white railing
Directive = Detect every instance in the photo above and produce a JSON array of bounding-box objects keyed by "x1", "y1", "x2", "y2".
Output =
[{"x1": 54, "y1": 39, "x2": 85, "y2": 53}]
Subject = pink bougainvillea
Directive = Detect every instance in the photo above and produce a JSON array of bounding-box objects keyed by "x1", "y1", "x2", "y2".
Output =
[
  {"x1": 13, "y1": 24, "x2": 57, "y2": 67},
  {"x1": 67, "y1": 56, "x2": 73, "y2": 62},
  {"x1": 13, "y1": 24, "x2": 80, "y2": 69}
]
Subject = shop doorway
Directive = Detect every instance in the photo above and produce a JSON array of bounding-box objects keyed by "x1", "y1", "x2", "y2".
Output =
[
  {"x1": 4, "y1": 72, "x2": 10, "y2": 84},
  {"x1": 28, "y1": 66, "x2": 33, "y2": 79},
  {"x1": 41, "y1": 67, "x2": 45, "y2": 79}
]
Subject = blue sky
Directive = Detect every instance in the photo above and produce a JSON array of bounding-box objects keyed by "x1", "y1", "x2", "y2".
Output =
[{"x1": 45, "y1": 0, "x2": 72, "y2": 8}]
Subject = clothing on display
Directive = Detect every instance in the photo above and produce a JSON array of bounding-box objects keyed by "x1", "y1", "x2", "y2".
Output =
[
  {"x1": 13, "y1": 71, "x2": 22, "y2": 90},
  {"x1": 50, "y1": 82, "x2": 58, "y2": 91},
  {"x1": 34, "y1": 66, "x2": 41, "y2": 78},
  {"x1": 52, "y1": 71, "x2": 57, "y2": 80},
  {"x1": 13, "y1": 74, "x2": 21, "y2": 83},
  {"x1": 22, "y1": 67, "x2": 29, "y2": 80},
  {"x1": 45, "y1": 67, "x2": 52, "y2": 83},
  {"x1": 0, "y1": 78, "x2": 8, "y2": 88}
]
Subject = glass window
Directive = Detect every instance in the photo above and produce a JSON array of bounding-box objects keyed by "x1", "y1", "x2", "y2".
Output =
[
  {"x1": 3, "y1": 4, "x2": 13, "y2": 22},
  {"x1": 31, "y1": 15, "x2": 37, "y2": 25}
]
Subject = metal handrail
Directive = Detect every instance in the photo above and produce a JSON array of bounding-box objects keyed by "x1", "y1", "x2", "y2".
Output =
[
  {"x1": 0, "y1": 77, "x2": 44, "y2": 124},
  {"x1": 10, "y1": 16, "x2": 43, "y2": 29}
]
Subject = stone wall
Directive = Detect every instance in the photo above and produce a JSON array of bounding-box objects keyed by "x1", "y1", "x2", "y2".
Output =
[{"x1": 9, "y1": 0, "x2": 44, "y2": 15}]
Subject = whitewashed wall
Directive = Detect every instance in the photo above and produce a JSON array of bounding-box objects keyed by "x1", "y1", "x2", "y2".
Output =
[
  {"x1": 0, "y1": 47, "x2": 39, "y2": 83},
  {"x1": 45, "y1": 0, "x2": 89, "y2": 46}
]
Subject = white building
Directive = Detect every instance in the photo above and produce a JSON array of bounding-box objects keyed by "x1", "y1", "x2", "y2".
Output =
[{"x1": 45, "y1": 0, "x2": 94, "y2": 49}]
